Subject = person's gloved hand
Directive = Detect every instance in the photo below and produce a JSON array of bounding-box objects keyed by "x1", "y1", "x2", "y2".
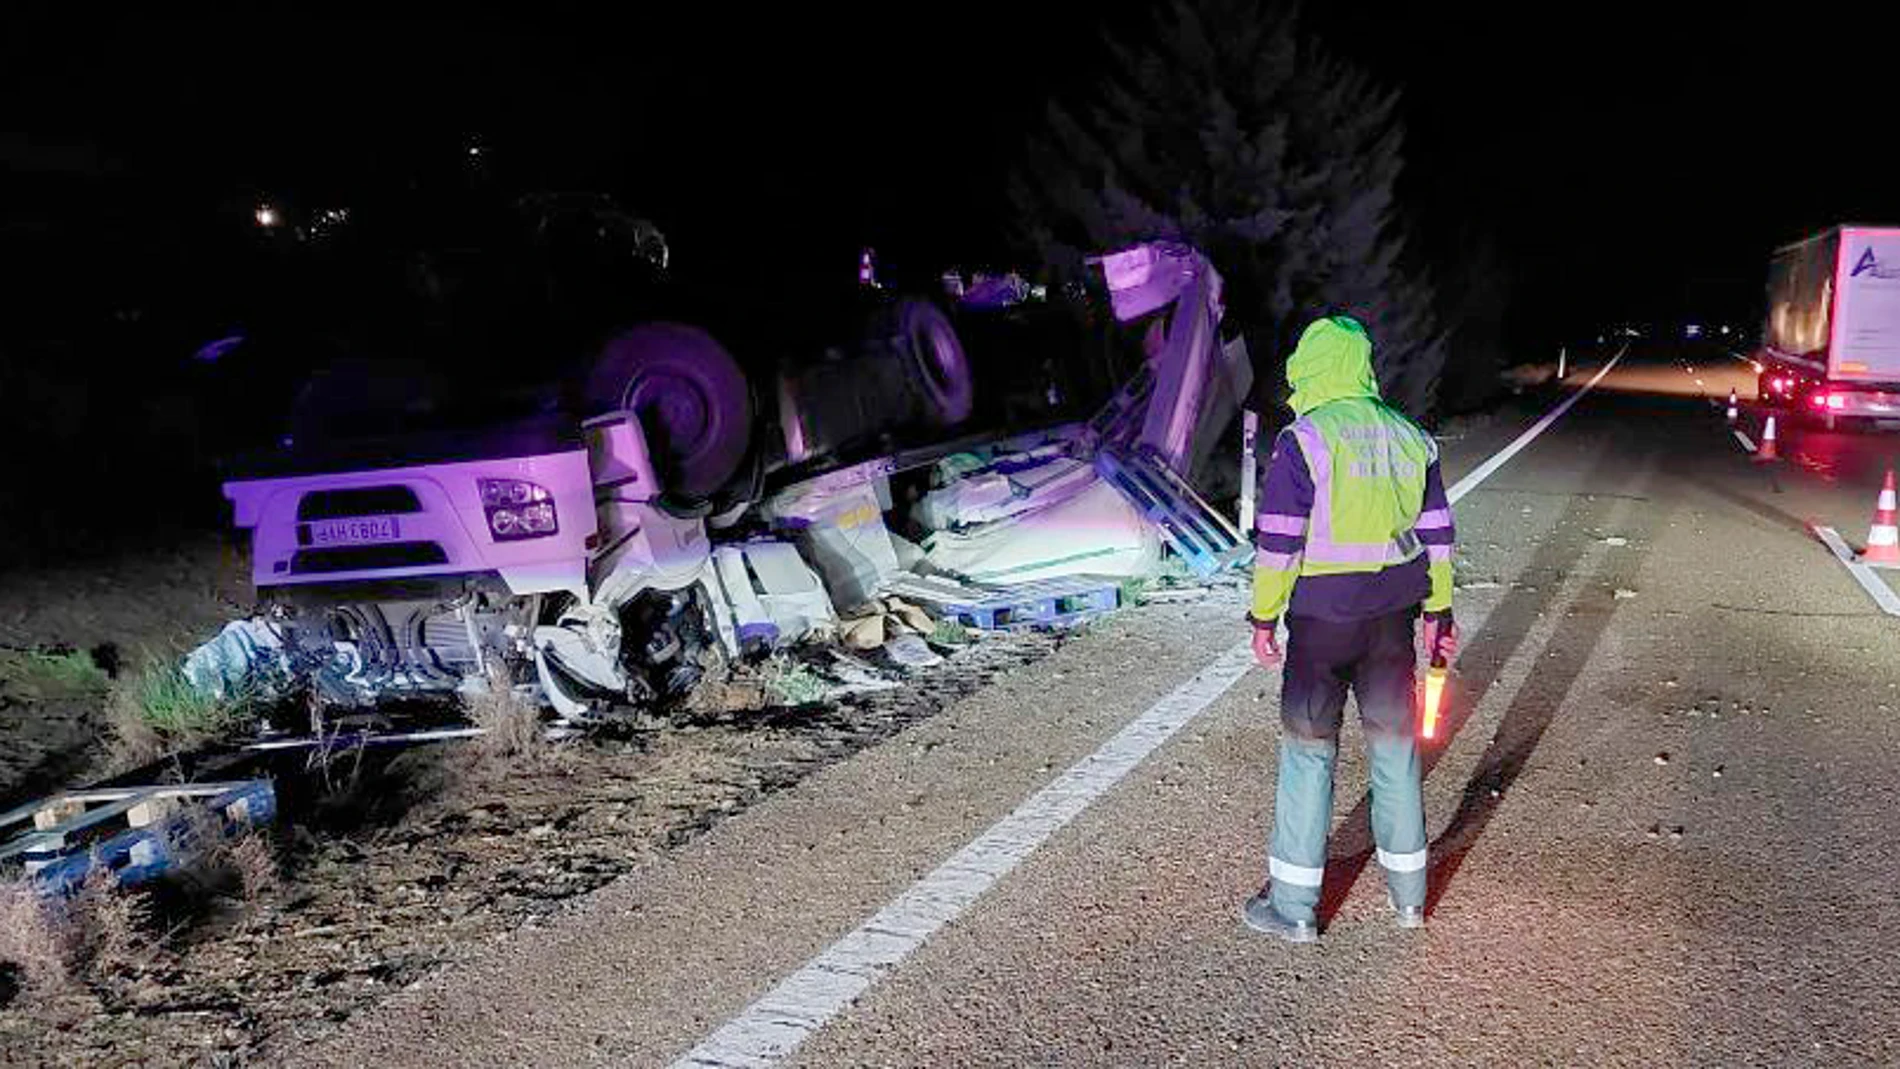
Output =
[
  {"x1": 1251, "y1": 622, "x2": 1283, "y2": 668},
  {"x1": 1421, "y1": 612, "x2": 1458, "y2": 664}
]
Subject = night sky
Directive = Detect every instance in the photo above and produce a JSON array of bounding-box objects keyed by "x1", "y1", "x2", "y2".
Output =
[{"x1": 6, "y1": 4, "x2": 1899, "y2": 350}]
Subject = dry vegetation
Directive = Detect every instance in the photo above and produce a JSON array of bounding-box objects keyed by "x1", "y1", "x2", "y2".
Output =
[{"x1": 462, "y1": 670, "x2": 556, "y2": 768}]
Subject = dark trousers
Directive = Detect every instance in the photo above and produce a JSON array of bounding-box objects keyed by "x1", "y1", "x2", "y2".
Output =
[
  {"x1": 1267, "y1": 608, "x2": 1427, "y2": 921},
  {"x1": 1281, "y1": 609, "x2": 1419, "y2": 740}
]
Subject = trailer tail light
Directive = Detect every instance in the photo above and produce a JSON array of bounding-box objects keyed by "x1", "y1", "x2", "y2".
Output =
[
  {"x1": 1812, "y1": 393, "x2": 1829, "y2": 409},
  {"x1": 479, "y1": 479, "x2": 558, "y2": 541}
]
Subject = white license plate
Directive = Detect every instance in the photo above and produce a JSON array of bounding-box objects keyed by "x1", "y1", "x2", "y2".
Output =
[{"x1": 309, "y1": 516, "x2": 401, "y2": 546}]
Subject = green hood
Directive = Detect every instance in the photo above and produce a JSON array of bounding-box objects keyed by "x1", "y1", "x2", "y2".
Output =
[{"x1": 1285, "y1": 315, "x2": 1380, "y2": 415}]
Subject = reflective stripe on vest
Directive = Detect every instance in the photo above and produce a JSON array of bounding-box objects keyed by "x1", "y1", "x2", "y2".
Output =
[{"x1": 1290, "y1": 416, "x2": 1429, "y2": 568}]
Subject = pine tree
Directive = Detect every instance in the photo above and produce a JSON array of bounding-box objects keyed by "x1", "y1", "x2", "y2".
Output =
[{"x1": 1011, "y1": 0, "x2": 1448, "y2": 417}]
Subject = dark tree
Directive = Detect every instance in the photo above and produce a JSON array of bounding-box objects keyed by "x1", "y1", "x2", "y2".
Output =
[{"x1": 1011, "y1": 0, "x2": 1448, "y2": 417}]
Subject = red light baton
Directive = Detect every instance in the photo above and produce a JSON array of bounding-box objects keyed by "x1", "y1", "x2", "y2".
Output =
[{"x1": 1421, "y1": 653, "x2": 1449, "y2": 740}]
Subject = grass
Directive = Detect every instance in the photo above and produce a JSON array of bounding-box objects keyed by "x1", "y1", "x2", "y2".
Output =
[
  {"x1": 106, "y1": 655, "x2": 257, "y2": 767},
  {"x1": 0, "y1": 648, "x2": 108, "y2": 701},
  {"x1": 1118, "y1": 577, "x2": 1153, "y2": 607},
  {"x1": 759, "y1": 655, "x2": 831, "y2": 707},
  {"x1": 927, "y1": 619, "x2": 972, "y2": 647}
]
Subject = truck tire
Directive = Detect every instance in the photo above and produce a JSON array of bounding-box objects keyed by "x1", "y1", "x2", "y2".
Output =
[
  {"x1": 584, "y1": 323, "x2": 753, "y2": 499},
  {"x1": 891, "y1": 299, "x2": 974, "y2": 427}
]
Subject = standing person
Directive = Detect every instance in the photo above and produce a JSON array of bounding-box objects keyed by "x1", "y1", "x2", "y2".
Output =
[{"x1": 1241, "y1": 315, "x2": 1457, "y2": 943}]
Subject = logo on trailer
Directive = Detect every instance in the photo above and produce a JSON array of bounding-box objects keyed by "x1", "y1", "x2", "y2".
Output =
[{"x1": 1850, "y1": 247, "x2": 1900, "y2": 280}]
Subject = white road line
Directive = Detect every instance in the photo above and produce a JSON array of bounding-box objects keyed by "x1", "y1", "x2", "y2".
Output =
[
  {"x1": 1733, "y1": 429, "x2": 1757, "y2": 453},
  {"x1": 670, "y1": 354, "x2": 1620, "y2": 1069},
  {"x1": 1446, "y1": 346, "x2": 1626, "y2": 504},
  {"x1": 1812, "y1": 526, "x2": 1900, "y2": 617},
  {"x1": 673, "y1": 645, "x2": 1255, "y2": 1069}
]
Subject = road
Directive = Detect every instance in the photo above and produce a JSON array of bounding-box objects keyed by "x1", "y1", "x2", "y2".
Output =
[{"x1": 286, "y1": 351, "x2": 1900, "y2": 1067}]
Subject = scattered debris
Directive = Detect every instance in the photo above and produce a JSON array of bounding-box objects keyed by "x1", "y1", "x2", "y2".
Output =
[
  {"x1": 1654, "y1": 752, "x2": 1671, "y2": 765},
  {"x1": 823, "y1": 652, "x2": 903, "y2": 697},
  {"x1": 763, "y1": 470, "x2": 903, "y2": 612},
  {"x1": 1600, "y1": 536, "x2": 1629, "y2": 546},
  {"x1": 882, "y1": 634, "x2": 943, "y2": 670},
  {"x1": 709, "y1": 541, "x2": 837, "y2": 649},
  {"x1": 887, "y1": 573, "x2": 1121, "y2": 631},
  {"x1": 1614, "y1": 588, "x2": 1640, "y2": 600}
]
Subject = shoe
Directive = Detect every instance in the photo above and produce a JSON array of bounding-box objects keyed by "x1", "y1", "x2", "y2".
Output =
[
  {"x1": 1241, "y1": 893, "x2": 1318, "y2": 943},
  {"x1": 1388, "y1": 892, "x2": 1426, "y2": 930}
]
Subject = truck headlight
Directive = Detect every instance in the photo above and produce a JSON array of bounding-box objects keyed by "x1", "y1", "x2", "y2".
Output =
[{"x1": 479, "y1": 479, "x2": 558, "y2": 541}]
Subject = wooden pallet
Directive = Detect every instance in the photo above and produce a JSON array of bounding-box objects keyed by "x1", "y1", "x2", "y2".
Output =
[
  {"x1": 0, "y1": 780, "x2": 275, "y2": 895},
  {"x1": 1095, "y1": 447, "x2": 1251, "y2": 577}
]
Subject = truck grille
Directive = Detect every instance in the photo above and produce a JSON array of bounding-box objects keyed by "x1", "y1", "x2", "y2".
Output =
[
  {"x1": 291, "y1": 542, "x2": 449, "y2": 574},
  {"x1": 297, "y1": 486, "x2": 423, "y2": 521}
]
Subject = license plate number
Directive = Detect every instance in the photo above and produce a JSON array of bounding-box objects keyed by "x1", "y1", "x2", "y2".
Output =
[{"x1": 309, "y1": 516, "x2": 400, "y2": 546}]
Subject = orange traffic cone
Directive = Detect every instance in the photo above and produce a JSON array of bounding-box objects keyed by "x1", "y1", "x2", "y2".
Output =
[
  {"x1": 1864, "y1": 470, "x2": 1900, "y2": 565},
  {"x1": 1726, "y1": 388, "x2": 1739, "y2": 424},
  {"x1": 1755, "y1": 415, "x2": 1779, "y2": 461}
]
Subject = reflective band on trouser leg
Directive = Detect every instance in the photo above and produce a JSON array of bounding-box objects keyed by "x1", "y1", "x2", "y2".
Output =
[
  {"x1": 1269, "y1": 856, "x2": 1325, "y2": 887},
  {"x1": 1268, "y1": 735, "x2": 1338, "y2": 924},
  {"x1": 1376, "y1": 847, "x2": 1427, "y2": 872},
  {"x1": 1366, "y1": 733, "x2": 1428, "y2": 909}
]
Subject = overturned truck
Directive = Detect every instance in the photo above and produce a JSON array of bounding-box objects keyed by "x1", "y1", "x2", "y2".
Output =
[{"x1": 216, "y1": 241, "x2": 1250, "y2": 722}]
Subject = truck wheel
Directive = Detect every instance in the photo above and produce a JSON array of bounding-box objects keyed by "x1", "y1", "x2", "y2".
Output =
[
  {"x1": 892, "y1": 299, "x2": 974, "y2": 426},
  {"x1": 584, "y1": 323, "x2": 753, "y2": 499}
]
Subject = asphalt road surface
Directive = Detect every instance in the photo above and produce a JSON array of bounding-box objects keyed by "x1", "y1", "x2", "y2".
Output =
[{"x1": 286, "y1": 351, "x2": 1900, "y2": 1067}]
